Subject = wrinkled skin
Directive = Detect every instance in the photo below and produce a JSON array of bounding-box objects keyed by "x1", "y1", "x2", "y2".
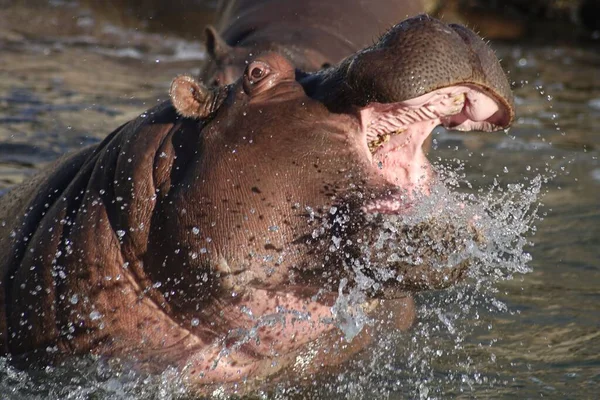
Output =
[{"x1": 0, "y1": 15, "x2": 514, "y2": 394}]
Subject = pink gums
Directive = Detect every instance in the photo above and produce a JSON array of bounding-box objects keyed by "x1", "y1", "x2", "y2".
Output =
[{"x1": 360, "y1": 85, "x2": 501, "y2": 214}]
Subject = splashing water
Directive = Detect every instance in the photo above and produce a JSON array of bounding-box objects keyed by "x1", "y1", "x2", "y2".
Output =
[
  {"x1": 330, "y1": 169, "x2": 542, "y2": 330},
  {"x1": 0, "y1": 163, "x2": 544, "y2": 399},
  {"x1": 292, "y1": 162, "x2": 544, "y2": 398},
  {"x1": 207, "y1": 162, "x2": 545, "y2": 399},
  {"x1": 0, "y1": 356, "x2": 188, "y2": 400}
]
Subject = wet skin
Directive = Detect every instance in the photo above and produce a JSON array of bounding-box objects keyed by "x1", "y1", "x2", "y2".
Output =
[
  {"x1": 201, "y1": 0, "x2": 428, "y2": 84},
  {"x1": 0, "y1": 15, "x2": 514, "y2": 394}
]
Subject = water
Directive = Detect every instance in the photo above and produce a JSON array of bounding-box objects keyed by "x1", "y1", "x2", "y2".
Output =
[{"x1": 1, "y1": 2, "x2": 599, "y2": 399}]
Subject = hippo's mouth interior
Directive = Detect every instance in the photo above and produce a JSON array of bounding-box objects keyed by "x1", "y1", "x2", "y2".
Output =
[{"x1": 359, "y1": 84, "x2": 509, "y2": 213}]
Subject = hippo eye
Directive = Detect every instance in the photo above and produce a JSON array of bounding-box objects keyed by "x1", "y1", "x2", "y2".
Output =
[
  {"x1": 246, "y1": 61, "x2": 270, "y2": 84},
  {"x1": 251, "y1": 67, "x2": 264, "y2": 79}
]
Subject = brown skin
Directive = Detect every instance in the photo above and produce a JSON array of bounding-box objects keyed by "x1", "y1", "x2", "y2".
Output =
[
  {"x1": 0, "y1": 15, "x2": 514, "y2": 394},
  {"x1": 202, "y1": 0, "x2": 431, "y2": 85},
  {"x1": 302, "y1": 16, "x2": 514, "y2": 120}
]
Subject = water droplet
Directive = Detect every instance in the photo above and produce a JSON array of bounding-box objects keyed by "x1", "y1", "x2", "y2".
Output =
[{"x1": 89, "y1": 310, "x2": 101, "y2": 321}]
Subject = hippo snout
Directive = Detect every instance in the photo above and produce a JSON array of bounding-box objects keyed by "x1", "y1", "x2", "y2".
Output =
[
  {"x1": 297, "y1": 14, "x2": 514, "y2": 203},
  {"x1": 341, "y1": 14, "x2": 514, "y2": 126}
]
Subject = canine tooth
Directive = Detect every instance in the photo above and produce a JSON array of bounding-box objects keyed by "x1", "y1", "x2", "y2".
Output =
[
  {"x1": 368, "y1": 133, "x2": 391, "y2": 152},
  {"x1": 453, "y1": 93, "x2": 465, "y2": 105}
]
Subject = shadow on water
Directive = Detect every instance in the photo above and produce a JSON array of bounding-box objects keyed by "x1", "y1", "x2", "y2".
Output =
[{"x1": 0, "y1": 1, "x2": 598, "y2": 399}]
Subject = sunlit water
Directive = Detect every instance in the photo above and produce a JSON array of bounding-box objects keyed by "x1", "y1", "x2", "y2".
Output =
[{"x1": 0, "y1": 3, "x2": 598, "y2": 399}]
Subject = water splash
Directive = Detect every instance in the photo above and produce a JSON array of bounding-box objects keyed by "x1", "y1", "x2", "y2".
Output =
[
  {"x1": 0, "y1": 162, "x2": 544, "y2": 400},
  {"x1": 0, "y1": 166, "x2": 544, "y2": 399},
  {"x1": 0, "y1": 356, "x2": 187, "y2": 400},
  {"x1": 312, "y1": 163, "x2": 544, "y2": 398}
]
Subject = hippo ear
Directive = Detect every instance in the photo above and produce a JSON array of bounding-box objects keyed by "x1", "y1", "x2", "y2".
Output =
[
  {"x1": 205, "y1": 26, "x2": 232, "y2": 61},
  {"x1": 170, "y1": 75, "x2": 218, "y2": 119}
]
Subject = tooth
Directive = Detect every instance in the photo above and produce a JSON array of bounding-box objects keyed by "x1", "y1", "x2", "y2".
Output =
[
  {"x1": 368, "y1": 141, "x2": 377, "y2": 152},
  {"x1": 368, "y1": 133, "x2": 390, "y2": 152},
  {"x1": 453, "y1": 93, "x2": 465, "y2": 105},
  {"x1": 368, "y1": 127, "x2": 413, "y2": 153}
]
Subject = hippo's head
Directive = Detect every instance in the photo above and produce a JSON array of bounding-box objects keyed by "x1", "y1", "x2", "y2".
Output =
[{"x1": 154, "y1": 15, "x2": 514, "y2": 316}]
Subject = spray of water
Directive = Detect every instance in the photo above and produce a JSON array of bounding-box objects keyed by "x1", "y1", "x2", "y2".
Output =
[
  {"x1": 0, "y1": 159, "x2": 545, "y2": 400},
  {"x1": 264, "y1": 161, "x2": 545, "y2": 399}
]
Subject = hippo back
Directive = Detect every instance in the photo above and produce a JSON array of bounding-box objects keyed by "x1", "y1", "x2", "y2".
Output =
[{"x1": 215, "y1": 0, "x2": 429, "y2": 68}]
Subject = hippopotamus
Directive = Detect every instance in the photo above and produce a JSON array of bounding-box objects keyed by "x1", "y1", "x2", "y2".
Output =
[
  {"x1": 0, "y1": 12, "x2": 514, "y2": 397},
  {"x1": 201, "y1": 0, "x2": 430, "y2": 84}
]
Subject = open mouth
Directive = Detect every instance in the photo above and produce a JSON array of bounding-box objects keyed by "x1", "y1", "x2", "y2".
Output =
[{"x1": 359, "y1": 84, "x2": 511, "y2": 214}]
